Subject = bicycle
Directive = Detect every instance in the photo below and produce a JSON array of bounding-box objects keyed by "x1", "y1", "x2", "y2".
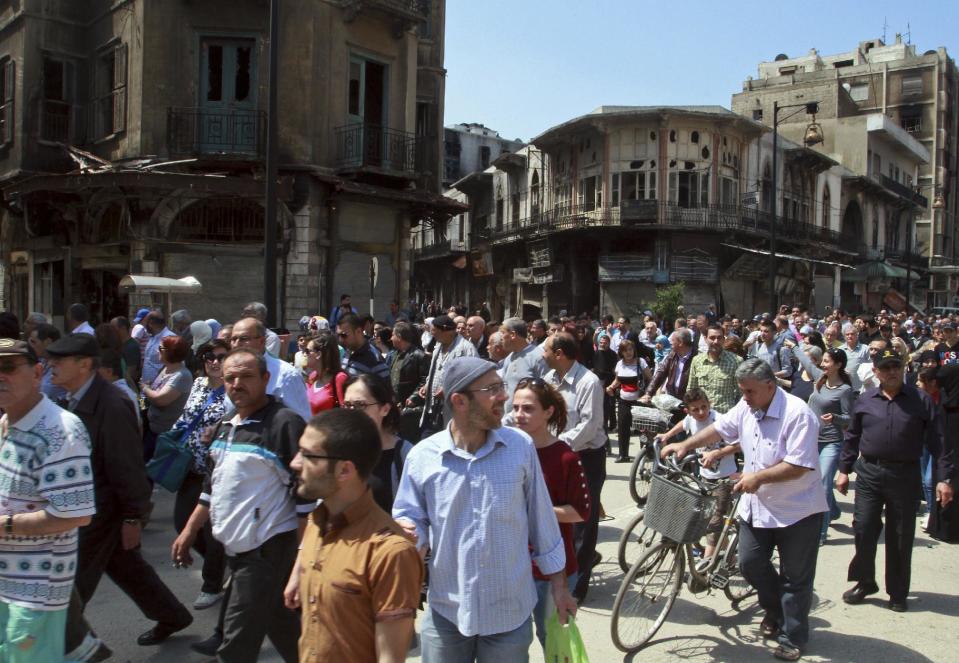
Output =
[{"x1": 611, "y1": 440, "x2": 754, "y2": 654}]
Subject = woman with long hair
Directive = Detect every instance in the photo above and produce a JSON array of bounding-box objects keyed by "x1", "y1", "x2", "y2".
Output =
[
  {"x1": 305, "y1": 332, "x2": 347, "y2": 414},
  {"x1": 169, "y1": 339, "x2": 230, "y2": 609},
  {"x1": 510, "y1": 377, "x2": 591, "y2": 648},
  {"x1": 605, "y1": 339, "x2": 652, "y2": 463},
  {"x1": 342, "y1": 374, "x2": 413, "y2": 512},
  {"x1": 785, "y1": 340, "x2": 855, "y2": 545}
]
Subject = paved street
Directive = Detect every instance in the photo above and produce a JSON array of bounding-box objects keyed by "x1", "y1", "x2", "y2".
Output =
[{"x1": 89, "y1": 447, "x2": 958, "y2": 662}]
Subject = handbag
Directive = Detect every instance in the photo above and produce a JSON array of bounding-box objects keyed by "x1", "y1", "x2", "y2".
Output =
[
  {"x1": 146, "y1": 388, "x2": 222, "y2": 492},
  {"x1": 544, "y1": 613, "x2": 589, "y2": 663}
]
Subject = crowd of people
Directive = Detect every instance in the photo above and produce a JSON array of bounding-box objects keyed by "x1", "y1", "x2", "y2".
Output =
[{"x1": 0, "y1": 295, "x2": 955, "y2": 662}]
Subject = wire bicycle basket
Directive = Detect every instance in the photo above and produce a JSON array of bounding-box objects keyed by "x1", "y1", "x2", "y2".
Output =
[
  {"x1": 630, "y1": 405, "x2": 671, "y2": 433},
  {"x1": 644, "y1": 472, "x2": 717, "y2": 543}
]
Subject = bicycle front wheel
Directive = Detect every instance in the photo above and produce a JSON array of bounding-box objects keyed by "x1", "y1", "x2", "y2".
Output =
[
  {"x1": 628, "y1": 442, "x2": 653, "y2": 505},
  {"x1": 617, "y1": 509, "x2": 659, "y2": 574},
  {"x1": 611, "y1": 541, "x2": 685, "y2": 653},
  {"x1": 721, "y1": 532, "x2": 755, "y2": 603}
]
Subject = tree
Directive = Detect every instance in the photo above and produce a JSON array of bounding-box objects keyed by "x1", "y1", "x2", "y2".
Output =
[{"x1": 643, "y1": 282, "x2": 685, "y2": 326}]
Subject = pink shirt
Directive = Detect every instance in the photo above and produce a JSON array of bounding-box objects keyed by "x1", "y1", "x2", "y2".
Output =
[{"x1": 713, "y1": 388, "x2": 827, "y2": 527}]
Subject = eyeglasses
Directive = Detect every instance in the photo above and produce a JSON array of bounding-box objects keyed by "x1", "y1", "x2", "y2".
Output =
[
  {"x1": 203, "y1": 353, "x2": 228, "y2": 363},
  {"x1": 0, "y1": 360, "x2": 31, "y2": 374},
  {"x1": 230, "y1": 335, "x2": 261, "y2": 344},
  {"x1": 466, "y1": 381, "x2": 507, "y2": 396},
  {"x1": 342, "y1": 400, "x2": 377, "y2": 409},
  {"x1": 297, "y1": 447, "x2": 347, "y2": 462}
]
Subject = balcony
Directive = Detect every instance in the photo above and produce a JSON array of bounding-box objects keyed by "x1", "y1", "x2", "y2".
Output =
[
  {"x1": 413, "y1": 238, "x2": 468, "y2": 260},
  {"x1": 878, "y1": 174, "x2": 927, "y2": 208},
  {"x1": 883, "y1": 244, "x2": 926, "y2": 267},
  {"x1": 334, "y1": 123, "x2": 418, "y2": 177},
  {"x1": 167, "y1": 107, "x2": 265, "y2": 157},
  {"x1": 339, "y1": 0, "x2": 429, "y2": 25}
]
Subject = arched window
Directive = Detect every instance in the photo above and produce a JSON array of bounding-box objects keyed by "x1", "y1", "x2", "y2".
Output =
[
  {"x1": 821, "y1": 183, "x2": 831, "y2": 228},
  {"x1": 530, "y1": 170, "x2": 541, "y2": 216},
  {"x1": 872, "y1": 212, "x2": 880, "y2": 249},
  {"x1": 175, "y1": 198, "x2": 265, "y2": 242}
]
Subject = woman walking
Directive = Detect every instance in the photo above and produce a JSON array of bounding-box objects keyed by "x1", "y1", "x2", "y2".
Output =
[
  {"x1": 605, "y1": 339, "x2": 652, "y2": 463},
  {"x1": 305, "y1": 332, "x2": 348, "y2": 415},
  {"x1": 141, "y1": 335, "x2": 194, "y2": 461}
]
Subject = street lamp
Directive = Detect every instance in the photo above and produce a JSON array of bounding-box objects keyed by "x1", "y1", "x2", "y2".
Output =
[{"x1": 769, "y1": 100, "x2": 823, "y2": 311}]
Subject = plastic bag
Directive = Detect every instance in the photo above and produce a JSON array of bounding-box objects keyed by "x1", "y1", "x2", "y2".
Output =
[{"x1": 544, "y1": 613, "x2": 589, "y2": 663}]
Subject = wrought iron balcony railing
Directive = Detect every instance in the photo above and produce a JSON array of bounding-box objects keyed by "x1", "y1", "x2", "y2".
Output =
[
  {"x1": 167, "y1": 107, "x2": 265, "y2": 157},
  {"x1": 334, "y1": 123, "x2": 418, "y2": 175}
]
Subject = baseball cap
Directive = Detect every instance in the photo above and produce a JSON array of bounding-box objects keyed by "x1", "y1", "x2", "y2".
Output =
[
  {"x1": 0, "y1": 338, "x2": 38, "y2": 363},
  {"x1": 133, "y1": 308, "x2": 151, "y2": 324},
  {"x1": 875, "y1": 349, "x2": 903, "y2": 368}
]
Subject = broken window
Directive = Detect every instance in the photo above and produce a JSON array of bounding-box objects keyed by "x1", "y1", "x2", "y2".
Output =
[
  {"x1": 833, "y1": 59, "x2": 854, "y2": 68},
  {"x1": 752, "y1": 109, "x2": 763, "y2": 121},
  {"x1": 41, "y1": 56, "x2": 73, "y2": 142},
  {"x1": 691, "y1": 131, "x2": 699, "y2": 144},
  {"x1": 669, "y1": 130, "x2": 676, "y2": 143},
  {"x1": 0, "y1": 57, "x2": 14, "y2": 146},
  {"x1": 901, "y1": 74, "x2": 922, "y2": 98},
  {"x1": 95, "y1": 42, "x2": 128, "y2": 138},
  {"x1": 900, "y1": 108, "x2": 922, "y2": 134},
  {"x1": 578, "y1": 175, "x2": 599, "y2": 211},
  {"x1": 480, "y1": 145, "x2": 491, "y2": 168},
  {"x1": 669, "y1": 171, "x2": 708, "y2": 208}
]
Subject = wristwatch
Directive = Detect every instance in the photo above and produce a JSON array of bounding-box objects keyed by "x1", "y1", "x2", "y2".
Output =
[
  {"x1": 4, "y1": 514, "x2": 13, "y2": 535},
  {"x1": 122, "y1": 518, "x2": 142, "y2": 526}
]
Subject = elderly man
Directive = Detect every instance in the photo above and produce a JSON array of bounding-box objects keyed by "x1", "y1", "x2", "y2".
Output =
[
  {"x1": 173, "y1": 348, "x2": 309, "y2": 662},
  {"x1": 242, "y1": 302, "x2": 282, "y2": 357},
  {"x1": 661, "y1": 358, "x2": 826, "y2": 661},
  {"x1": 542, "y1": 332, "x2": 607, "y2": 601},
  {"x1": 48, "y1": 335, "x2": 192, "y2": 656},
  {"x1": 465, "y1": 315, "x2": 489, "y2": 359},
  {"x1": 21, "y1": 311, "x2": 47, "y2": 340},
  {"x1": 229, "y1": 317, "x2": 311, "y2": 421},
  {"x1": 840, "y1": 324, "x2": 870, "y2": 392},
  {"x1": 642, "y1": 328, "x2": 697, "y2": 401},
  {"x1": 336, "y1": 313, "x2": 389, "y2": 380},
  {"x1": 394, "y1": 357, "x2": 575, "y2": 662},
  {"x1": 27, "y1": 322, "x2": 67, "y2": 401},
  {"x1": 687, "y1": 323, "x2": 742, "y2": 414},
  {"x1": 487, "y1": 331, "x2": 508, "y2": 368},
  {"x1": 419, "y1": 314, "x2": 478, "y2": 435},
  {"x1": 500, "y1": 317, "x2": 548, "y2": 416},
  {"x1": 287, "y1": 409, "x2": 422, "y2": 662},
  {"x1": 0, "y1": 339, "x2": 96, "y2": 663},
  {"x1": 140, "y1": 311, "x2": 175, "y2": 384},
  {"x1": 837, "y1": 348, "x2": 954, "y2": 613}
]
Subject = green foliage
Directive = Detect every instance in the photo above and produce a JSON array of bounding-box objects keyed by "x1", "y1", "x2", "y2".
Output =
[{"x1": 643, "y1": 282, "x2": 686, "y2": 324}]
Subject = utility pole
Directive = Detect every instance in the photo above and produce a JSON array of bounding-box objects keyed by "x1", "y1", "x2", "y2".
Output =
[{"x1": 263, "y1": 0, "x2": 280, "y2": 328}]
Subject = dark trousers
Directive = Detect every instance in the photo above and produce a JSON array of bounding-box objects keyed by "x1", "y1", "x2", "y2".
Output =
[
  {"x1": 573, "y1": 446, "x2": 607, "y2": 598},
  {"x1": 66, "y1": 515, "x2": 191, "y2": 651},
  {"x1": 739, "y1": 512, "x2": 822, "y2": 648},
  {"x1": 603, "y1": 393, "x2": 617, "y2": 432},
  {"x1": 848, "y1": 457, "x2": 921, "y2": 601},
  {"x1": 175, "y1": 471, "x2": 227, "y2": 594},
  {"x1": 218, "y1": 530, "x2": 300, "y2": 663},
  {"x1": 616, "y1": 397, "x2": 634, "y2": 459}
]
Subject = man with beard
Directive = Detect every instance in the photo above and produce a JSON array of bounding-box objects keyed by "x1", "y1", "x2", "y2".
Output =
[
  {"x1": 393, "y1": 357, "x2": 575, "y2": 661},
  {"x1": 284, "y1": 409, "x2": 422, "y2": 662}
]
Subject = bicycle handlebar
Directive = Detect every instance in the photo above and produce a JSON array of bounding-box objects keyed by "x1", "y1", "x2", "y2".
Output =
[{"x1": 652, "y1": 436, "x2": 734, "y2": 494}]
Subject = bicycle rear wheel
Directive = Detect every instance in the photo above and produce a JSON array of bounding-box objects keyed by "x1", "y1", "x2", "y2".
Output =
[
  {"x1": 617, "y1": 510, "x2": 659, "y2": 574},
  {"x1": 611, "y1": 541, "x2": 685, "y2": 653},
  {"x1": 628, "y1": 441, "x2": 653, "y2": 505},
  {"x1": 721, "y1": 532, "x2": 755, "y2": 603}
]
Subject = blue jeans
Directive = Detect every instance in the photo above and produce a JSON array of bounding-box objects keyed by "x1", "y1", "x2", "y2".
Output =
[
  {"x1": 919, "y1": 446, "x2": 934, "y2": 512},
  {"x1": 819, "y1": 441, "x2": 842, "y2": 540},
  {"x1": 739, "y1": 512, "x2": 823, "y2": 649},
  {"x1": 421, "y1": 608, "x2": 533, "y2": 663},
  {"x1": 532, "y1": 574, "x2": 579, "y2": 648}
]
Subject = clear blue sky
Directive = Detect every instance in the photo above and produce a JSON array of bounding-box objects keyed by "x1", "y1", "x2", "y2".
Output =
[{"x1": 444, "y1": 0, "x2": 959, "y2": 142}]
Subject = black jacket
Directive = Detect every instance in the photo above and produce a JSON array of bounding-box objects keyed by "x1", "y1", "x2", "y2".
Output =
[
  {"x1": 73, "y1": 374, "x2": 152, "y2": 521},
  {"x1": 390, "y1": 346, "x2": 430, "y2": 404}
]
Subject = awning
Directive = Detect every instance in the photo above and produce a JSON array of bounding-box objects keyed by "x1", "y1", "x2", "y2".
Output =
[
  {"x1": 118, "y1": 275, "x2": 202, "y2": 294},
  {"x1": 843, "y1": 260, "x2": 921, "y2": 282},
  {"x1": 721, "y1": 243, "x2": 853, "y2": 269}
]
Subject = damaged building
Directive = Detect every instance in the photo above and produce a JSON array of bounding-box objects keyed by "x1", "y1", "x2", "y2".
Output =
[{"x1": 0, "y1": 0, "x2": 461, "y2": 329}]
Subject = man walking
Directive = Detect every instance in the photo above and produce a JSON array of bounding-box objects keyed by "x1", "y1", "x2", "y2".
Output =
[
  {"x1": 840, "y1": 324, "x2": 870, "y2": 392},
  {"x1": 230, "y1": 317, "x2": 311, "y2": 421},
  {"x1": 67, "y1": 303, "x2": 95, "y2": 335},
  {"x1": 287, "y1": 409, "x2": 423, "y2": 662},
  {"x1": 837, "y1": 348, "x2": 954, "y2": 612},
  {"x1": 465, "y1": 315, "x2": 489, "y2": 359},
  {"x1": 336, "y1": 313, "x2": 390, "y2": 380},
  {"x1": 661, "y1": 358, "x2": 826, "y2": 661},
  {"x1": 48, "y1": 334, "x2": 193, "y2": 655},
  {"x1": 642, "y1": 328, "x2": 697, "y2": 401},
  {"x1": 394, "y1": 356, "x2": 575, "y2": 662},
  {"x1": 542, "y1": 332, "x2": 607, "y2": 601},
  {"x1": 173, "y1": 348, "x2": 310, "y2": 662},
  {"x1": 0, "y1": 339, "x2": 96, "y2": 663},
  {"x1": 141, "y1": 311, "x2": 174, "y2": 384},
  {"x1": 687, "y1": 324, "x2": 742, "y2": 414},
  {"x1": 500, "y1": 317, "x2": 548, "y2": 417},
  {"x1": 419, "y1": 314, "x2": 477, "y2": 434},
  {"x1": 751, "y1": 319, "x2": 795, "y2": 382}
]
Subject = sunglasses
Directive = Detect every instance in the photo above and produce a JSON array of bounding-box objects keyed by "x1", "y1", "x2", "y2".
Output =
[
  {"x1": 203, "y1": 353, "x2": 228, "y2": 363},
  {"x1": 516, "y1": 377, "x2": 548, "y2": 390}
]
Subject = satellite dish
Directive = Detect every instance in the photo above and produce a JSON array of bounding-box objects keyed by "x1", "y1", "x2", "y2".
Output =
[{"x1": 774, "y1": 53, "x2": 789, "y2": 61}]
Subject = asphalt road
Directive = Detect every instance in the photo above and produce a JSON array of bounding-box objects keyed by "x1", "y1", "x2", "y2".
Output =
[{"x1": 87, "y1": 446, "x2": 958, "y2": 662}]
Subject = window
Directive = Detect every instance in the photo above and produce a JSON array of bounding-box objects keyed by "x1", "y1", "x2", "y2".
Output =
[
  {"x1": 578, "y1": 175, "x2": 599, "y2": 211},
  {"x1": 611, "y1": 173, "x2": 620, "y2": 206},
  {"x1": 752, "y1": 109, "x2": 763, "y2": 121},
  {"x1": 530, "y1": 170, "x2": 541, "y2": 215},
  {"x1": 95, "y1": 43, "x2": 127, "y2": 138},
  {"x1": 901, "y1": 109, "x2": 922, "y2": 134},
  {"x1": 822, "y1": 184, "x2": 831, "y2": 228},
  {"x1": 347, "y1": 56, "x2": 386, "y2": 125},
  {"x1": 618, "y1": 171, "x2": 657, "y2": 202},
  {"x1": 0, "y1": 58, "x2": 14, "y2": 146},
  {"x1": 872, "y1": 214, "x2": 880, "y2": 249},
  {"x1": 778, "y1": 66, "x2": 797, "y2": 75},
  {"x1": 669, "y1": 171, "x2": 708, "y2": 208},
  {"x1": 41, "y1": 56, "x2": 75, "y2": 142},
  {"x1": 849, "y1": 84, "x2": 869, "y2": 102},
  {"x1": 720, "y1": 176, "x2": 738, "y2": 206},
  {"x1": 873, "y1": 153, "x2": 881, "y2": 178},
  {"x1": 480, "y1": 145, "x2": 491, "y2": 169},
  {"x1": 511, "y1": 191, "x2": 520, "y2": 223},
  {"x1": 901, "y1": 74, "x2": 922, "y2": 98}
]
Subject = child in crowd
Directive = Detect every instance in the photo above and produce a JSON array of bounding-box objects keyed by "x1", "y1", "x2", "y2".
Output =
[
  {"x1": 658, "y1": 387, "x2": 739, "y2": 561},
  {"x1": 654, "y1": 334, "x2": 671, "y2": 368}
]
